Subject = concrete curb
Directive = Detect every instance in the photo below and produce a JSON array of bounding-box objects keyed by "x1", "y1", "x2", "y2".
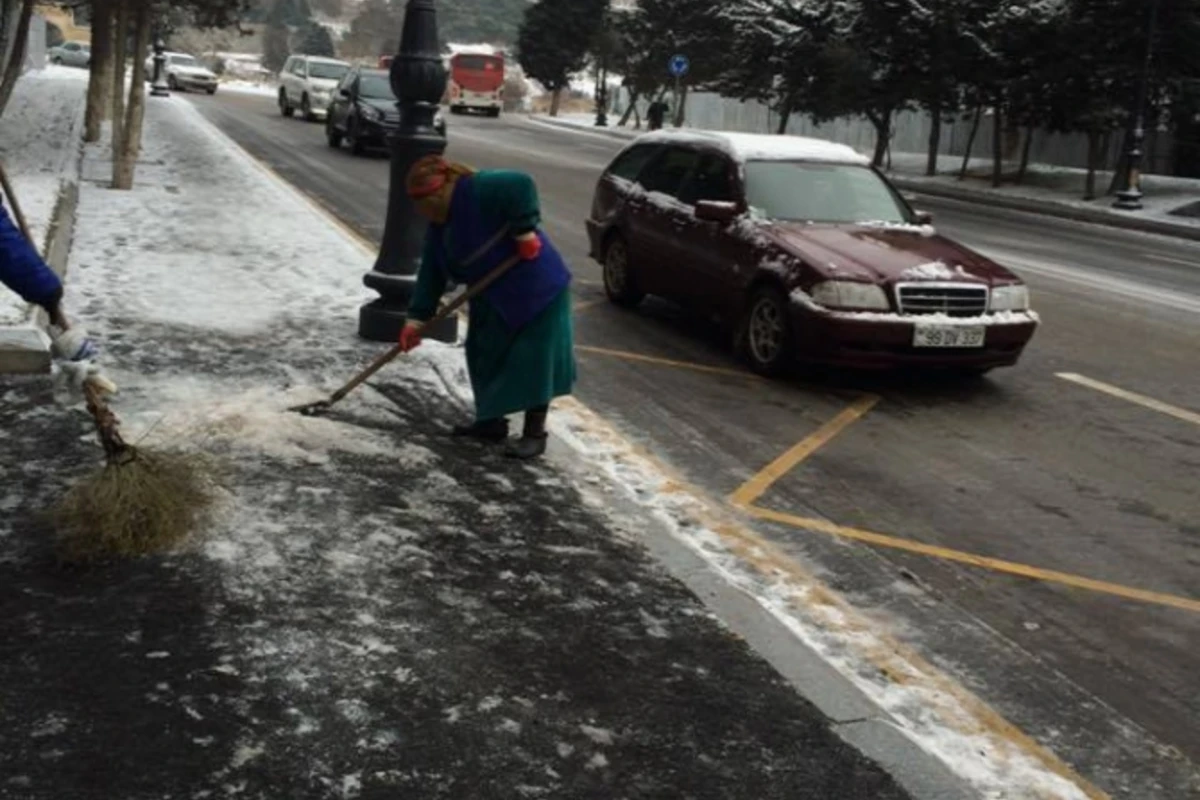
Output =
[
  {"x1": 890, "y1": 177, "x2": 1200, "y2": 243},
  {"x1": 544, "y1": 432, "x2": 979, "y2": 800},
  {"x1": 531, "y1": 115, "x2": 1200, "y2": 243},
  {"x1": 0, "y1": 180, "x2": 79, "y2": 374}
]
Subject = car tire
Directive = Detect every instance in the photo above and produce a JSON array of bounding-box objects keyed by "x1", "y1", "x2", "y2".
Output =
[
  {"x1": 347, "y1": 118, "x2": 366, "y2": 156},
  {"x1": 740, "y1": 285, "x2": 795, "y2": 377},
  {"x1": 326, "y1": 118, "x2": 343, "y2": 149},
  {"x1": 301, "y1": 95, "x2": 314, "y2": 121},
  {"x1": 52, "y1": 57, "x2": 63, "y2": 65},
  {"x1": 279, "y1": 90, "x2": 294, "y2": 118},
  {"x1": 206, "y1": 87, "x2": 217, "y2": 95},
  {"x1": 603, "y1": 235, "x2": 644, "y2": 308},
  {"x1": 488, "y1": 108, "x2": 501, "y2": 118}
]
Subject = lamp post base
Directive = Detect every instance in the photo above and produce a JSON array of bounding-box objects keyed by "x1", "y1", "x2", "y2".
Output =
[
  {"x1": 358, "y1": 300, "x2": 458, "y2": 344},
  {"x1": 1112, "y1": 189, "x2": 1144, "y2": 211},
  {"x1": 151, "y1": 84, "x2": 169, "y2": 98}
]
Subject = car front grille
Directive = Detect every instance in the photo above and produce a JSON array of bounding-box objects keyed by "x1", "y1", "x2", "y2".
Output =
[{"x1": 895, "y1": 283, "x2": 989, "y2": 317}]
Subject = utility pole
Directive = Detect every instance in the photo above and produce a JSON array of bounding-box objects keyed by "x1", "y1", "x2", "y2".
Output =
[{"x1": 1114, "y1": 0, "x2": 1163, "y2": 210}]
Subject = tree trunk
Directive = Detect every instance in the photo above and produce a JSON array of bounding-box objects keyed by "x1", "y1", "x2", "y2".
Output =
[
  {"x1": 959, "y1": 104, "x2": 983, "y2": 180},
  {"x1": 1016, "y1": 125, "x2": 1035, "y2": 185},
  {"x1": 1084, "y1": 128, "x2": 1101, "y2": 200},
  {"x1": 549, "y1": 87, "x2": 562, "y2": 117},
  {"x1": 991, "y1": 100, "x2": 1003, "y2": 187},
  {"x1": 673, "y1": 82, "x2": 688, "y2": 128},
  {"x1": 926, "y1": 99, "x2": 942, "y2": 176},
  {"x1": 617, "y1": 89, "x2": 638, "y2": 127},
  {"x1": 775, "y1": 94, "x2": 794, "y2": 135},
  {"x1": 868, "y1": 110, "x2": 891, "y2": 168},
  {"x1": 84, "y1": 0, "x2": 113, "y2": 142},
  {"x1": 110, "y1": 0, "x2": 127, "y2": 156},
  {"x1": 0, "y1": 0, "x2": 33, "y2": 118},
  {"x1": 112, "y1": 2, "x2": 148, "y2": 190}
]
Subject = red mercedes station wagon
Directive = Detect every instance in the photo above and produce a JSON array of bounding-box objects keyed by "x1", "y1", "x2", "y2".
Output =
[{"x1": 586, "y1": 130, "x2": 1040, "y2": 375}]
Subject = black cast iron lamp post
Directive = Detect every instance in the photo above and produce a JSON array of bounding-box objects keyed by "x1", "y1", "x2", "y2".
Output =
[
  {"x1": 1114, "y1": 0, "x2": 1162, "y2": 211},
  {"x1": 150, "y1": 37, "x2": 169, "y2": 97},
  {"x1": 359, "y1": 0, "x2": 456, "y2": 343}
]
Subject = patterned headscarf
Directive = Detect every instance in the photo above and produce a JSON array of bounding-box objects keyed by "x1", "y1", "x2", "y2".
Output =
[{"x1": 407, "y1": 155, "x2": 475, "y2": 223}]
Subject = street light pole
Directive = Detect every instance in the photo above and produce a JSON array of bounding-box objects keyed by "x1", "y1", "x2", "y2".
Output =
[
  {"x1": 358, "y1": 0, "x2": 455, "y2": 343},
  {"x1": 1114, "y1": 0, "x2": 1163, "y2": 210},
  {"x1": 150, "y1": 36, "x2": 169, "y2": 97}
]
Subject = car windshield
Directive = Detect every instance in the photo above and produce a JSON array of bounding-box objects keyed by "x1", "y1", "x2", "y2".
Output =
[
  {"x1": 309, "y1": 63, "x2": 349, "y2": 80},
  {"x1": 170, "y1": 55, "x2": 198, "y2": 67},
  {"x1": 359, "y1": 73, "x2": 394, "y2": 100},
  {"x1": 743, "y1": 161, "x2": 909, "y2": 225}
]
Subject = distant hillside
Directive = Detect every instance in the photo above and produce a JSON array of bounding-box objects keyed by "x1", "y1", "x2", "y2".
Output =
[{"x1": 436, "y1": 0, "x2": 531, "y2": 45}]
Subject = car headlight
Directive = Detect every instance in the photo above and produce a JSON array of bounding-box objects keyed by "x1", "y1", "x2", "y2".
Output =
[
  {"x1": 810, "y1": 281, "x2": 890, "y2": 311},
  {"x1": 990, "y1": 284, "x2": 1030, "y2": 312},
  {"x1": 362, "y1": 106, "x2": 384, "y2": 122}
]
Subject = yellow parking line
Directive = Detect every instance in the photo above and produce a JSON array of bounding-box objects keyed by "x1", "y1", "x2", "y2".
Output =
[
  {"x1": 576, "y1": 345, "x2": 760, "y2": 381},
  {"x1": 573, "y1": 299, "x2": 604, "y2": 314},
  {"x1": 746, "y1": 506, "x2": 1200, "y2": 614},
  {"x1": 1057, "y1": 373, "x2": 1200, "y2": 427},
  {"x1": 730, "y1": 395, "x2": 880, "y2": 508}
]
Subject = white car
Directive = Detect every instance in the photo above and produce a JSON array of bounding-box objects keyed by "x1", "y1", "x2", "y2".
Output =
[
  {"x1": 144, "y1": 52, "x2": 218, "y2": 94},
  {"x1": 278, "y1": 55, "x2": 351, "y2": 121},
  {"x1": 49, "y1": 41, "x2": 90, "y2": 68}
]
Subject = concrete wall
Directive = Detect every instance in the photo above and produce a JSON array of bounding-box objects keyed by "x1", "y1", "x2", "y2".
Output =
[{"x1": 25, "y1": 14, "x2": 45, "y2": 71}]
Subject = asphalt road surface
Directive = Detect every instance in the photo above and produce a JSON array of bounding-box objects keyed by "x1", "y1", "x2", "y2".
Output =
[{"x1": 191, "y1": 89, "x2": 1200, "y2": 798}]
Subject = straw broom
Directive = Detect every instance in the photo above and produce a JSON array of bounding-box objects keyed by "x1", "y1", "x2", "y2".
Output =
[{"x1": 0, "y1": 160, "x2": 220, "y2": 561}]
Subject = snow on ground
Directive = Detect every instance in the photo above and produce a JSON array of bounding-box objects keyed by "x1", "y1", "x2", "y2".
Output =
[
  {"x1": 0, "y1": 65, "x2": 88, "y2": 325},
  {"x1": 548, "y1": 398, "x2": 1092, "y2": 800},
  {"x1": 219, "y1": 79, "x2": 279, "y2": 98}
]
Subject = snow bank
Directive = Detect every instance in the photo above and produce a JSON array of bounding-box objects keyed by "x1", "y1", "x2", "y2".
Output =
[
  {"x1": 219, "y1": 80, "x2": 278, "y2": 98},
  {"x1": 0, "y1": 65, "x2": 88, "y2": 326}
]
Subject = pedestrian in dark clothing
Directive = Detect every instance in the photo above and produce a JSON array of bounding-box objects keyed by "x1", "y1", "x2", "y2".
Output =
[{"x1": 647, "y1": 100, "x2": 668, "y2": 131}]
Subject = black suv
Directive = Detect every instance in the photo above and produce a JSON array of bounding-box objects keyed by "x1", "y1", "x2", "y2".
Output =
[{"x1": 326, "y1": 67, "x2": 446, "y2": 156}]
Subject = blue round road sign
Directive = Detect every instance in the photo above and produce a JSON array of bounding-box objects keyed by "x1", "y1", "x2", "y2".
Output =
[{"x1": 669, "y1": 54, "x2": 690, "y2": 78}]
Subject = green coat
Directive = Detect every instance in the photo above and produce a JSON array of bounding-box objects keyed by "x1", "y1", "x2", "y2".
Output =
[{"x1": 409, "y1": 171, "x2": 577, "y2": 422}]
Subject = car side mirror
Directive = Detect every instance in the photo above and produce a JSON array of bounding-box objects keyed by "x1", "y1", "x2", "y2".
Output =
[
  {"x1": 339, "y1": 88, "x2": 350, "y2": 98},
  {"x1": 913, "y1": 210, "x2": 934, "y2": 225},
  {"x1": 695, "y1": 200, "x2": 740, "y2": 224}
]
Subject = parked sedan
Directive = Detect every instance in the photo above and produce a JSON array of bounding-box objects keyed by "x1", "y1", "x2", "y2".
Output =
[
  {"x1": 143, "y1": 52, "x2": 218, "y2": 94},
  {"x1": 326, "y1": 67, "x2": 446, "y2": 156},
  {"x1": 586, "y1": 130, "x2": 1039, "y2": 375},
  {"x1": 48, "y1": 41, "x2": 90, "y2": 68}
]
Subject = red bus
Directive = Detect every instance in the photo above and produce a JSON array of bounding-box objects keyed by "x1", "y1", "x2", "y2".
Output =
[{"x1": 448, "y1": 52, "x2": 504, "y2": 117}]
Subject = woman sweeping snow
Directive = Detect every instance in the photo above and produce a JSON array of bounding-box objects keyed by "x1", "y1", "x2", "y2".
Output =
[{"x1": 398, "y1": 155, "x2": 577, "y2": 460}]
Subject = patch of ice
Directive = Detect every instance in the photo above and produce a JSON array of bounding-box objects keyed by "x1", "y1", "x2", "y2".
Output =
[
  {"x1": 579, "y1": 725, "x2": 614, "y2": 745},
  {"x1": 497, "y1": 718, "x2": 522, "y2": 734},
  {"x1": 230, "y1": 742, "x2": 265, "y2": 768},
  {"x1": 478, "y1": 696, "x2": 503, "y2": 712},
  {"x1": 585, "y1": 753, "x2": 609, "y2": 770},
  {"x1": 556, "y1": 742, "x2": 574, "y2": 758}
]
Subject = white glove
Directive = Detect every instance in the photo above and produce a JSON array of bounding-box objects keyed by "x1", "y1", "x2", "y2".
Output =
[
  {"x1": 55, "y1": 360, "x2": 118, "y2": 396},
  {"x1": 51, "y1": 327, "x2": 99, "y2": 362}
]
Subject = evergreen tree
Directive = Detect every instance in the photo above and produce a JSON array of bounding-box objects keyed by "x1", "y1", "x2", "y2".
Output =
[
  {"x1": 517, "y1": 0, "x2": 607, "y2": 116},
  {"x1": 297, "y1": 21, "x2": 336, "y2": 56}
]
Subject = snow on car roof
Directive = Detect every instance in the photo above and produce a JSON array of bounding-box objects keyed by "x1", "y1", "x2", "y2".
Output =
[
  {"x1": 634, "y1": 129, "x2": 869, "y2": 165},
  {"x1": 303, "y1": 56, "x2": 350, "y2": 65}
]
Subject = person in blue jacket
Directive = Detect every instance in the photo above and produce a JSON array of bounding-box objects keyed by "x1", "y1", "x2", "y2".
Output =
[
  {"x1": 1, "y1": 199, "x2": 98, "y2": 364},
  {"x1": 398, "y1": 155, "x2": 577, "y2": 460}
]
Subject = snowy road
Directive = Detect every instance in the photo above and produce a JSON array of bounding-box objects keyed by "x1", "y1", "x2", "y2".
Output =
[{"x1": 191, "y1": 91, "x2": 1200, "y2": 798}]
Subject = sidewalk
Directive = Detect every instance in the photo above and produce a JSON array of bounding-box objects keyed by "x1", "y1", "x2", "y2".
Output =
[
  {"x1": 0, "y1": 87, "x2": 918, "y2": 797},
  {"x1": 532, "y1": 113, "x2": 1200, "y2": 242}
]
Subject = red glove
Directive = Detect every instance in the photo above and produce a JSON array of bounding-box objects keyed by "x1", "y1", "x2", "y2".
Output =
[
  {"x1": 516, "y1": 233, "x2": 542, "y2": 261},
  {"x1": 399, "y1": 322, "x2": 423, "y2": 352}
]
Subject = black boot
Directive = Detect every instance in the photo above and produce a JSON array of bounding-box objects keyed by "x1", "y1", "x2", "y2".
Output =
[
  {"x1": 452, "y1": 418, "x2": 509, "y2": 442},
  {"x1": 505, "y1": 407, "x2": 548, "y2": 459}
]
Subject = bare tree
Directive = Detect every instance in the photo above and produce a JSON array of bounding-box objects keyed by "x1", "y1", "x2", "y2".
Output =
[
  {"x1": 0, "y1": 0, "x2": 34, "y2": 116},
  {"x1": 84, "y1": 0, "x2": 114, "y2": 141},
  {"x1": 110, "y1": 0, "x2": 127, "y2": 152},
  {"x1": 113, "y1": 1, "x2": 149, "y2": 189}
]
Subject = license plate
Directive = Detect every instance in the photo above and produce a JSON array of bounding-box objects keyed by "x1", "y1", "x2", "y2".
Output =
[{"x1": 913, "y1": 324, "x2": 985, "y2": 348}]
